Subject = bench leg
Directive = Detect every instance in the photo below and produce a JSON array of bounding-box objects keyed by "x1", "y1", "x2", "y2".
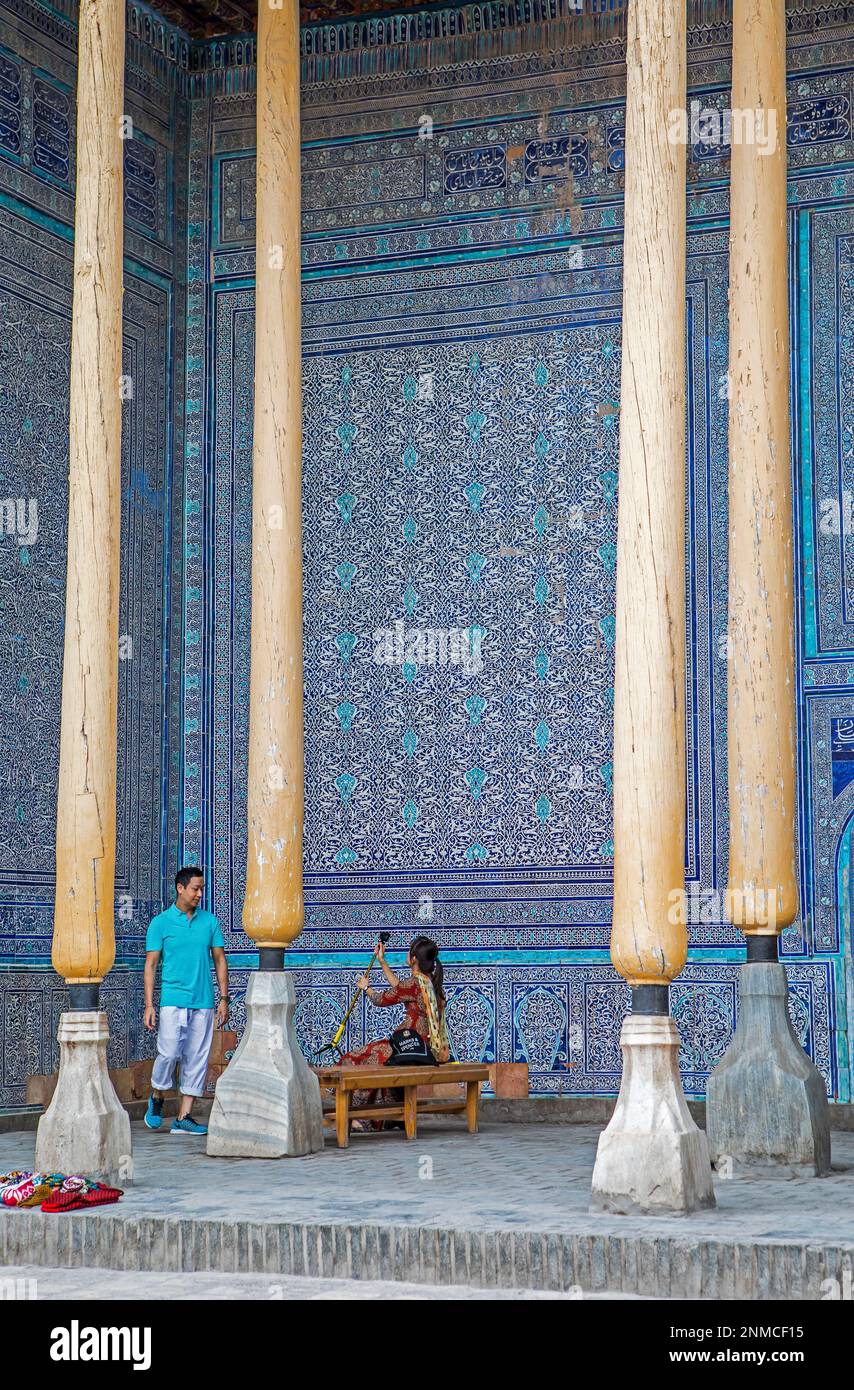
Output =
[
  {"x1": 465, "y1": 1080, "x2": 479, "y2": 1134},
  {"x1": 403, "y1": 1086, "x2": 417, "y2": 1140},
  {"x1": 335, "y1": 1089, "x2": 350, "y2": 1149}
]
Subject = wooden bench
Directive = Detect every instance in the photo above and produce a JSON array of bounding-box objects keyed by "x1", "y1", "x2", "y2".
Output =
[{"x1": 314, "y1": 1063, "x2": 491, "y2": 1148}]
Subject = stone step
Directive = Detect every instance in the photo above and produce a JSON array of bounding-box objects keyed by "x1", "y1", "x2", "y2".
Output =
[
  {"x1": 485, "y1": 1097, "x2": 854, "y2": 1130},
  {"x1": 0, "y1": 1206, "x2": 850, "y2": 1300},
  {"x1": 6, "y1": 1097, "x2": 854, "y2": 1135},
  {"x1": 0, "y1": 1098, "x2": 214, "y2": 1134},
  {"x1": 3, "y1": 1121, "x2": 852, "y2": 1300}
]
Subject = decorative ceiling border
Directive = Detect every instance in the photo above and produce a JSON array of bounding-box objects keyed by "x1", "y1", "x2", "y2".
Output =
[
  {"x1": 190, "y1": 0, "x2": 854, "y2": 96},
  {"x1": 16, "y1": 0, "x2": 854, "y2": 98}
]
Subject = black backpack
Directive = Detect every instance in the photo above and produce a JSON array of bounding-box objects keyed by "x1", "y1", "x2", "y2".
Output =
[{"x1": 386, "y1": 1028, "x2": 434, "y2": 1066}]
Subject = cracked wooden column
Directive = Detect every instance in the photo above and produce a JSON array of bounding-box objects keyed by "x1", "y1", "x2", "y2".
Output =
[
  {"x1": 590, "y1": 0, "x2": 714, "y2": 1215},
  {"x1": 706, "y1": 0, "x2": 830, "y2": 1177},
  {"x1": 35, "y1": 0, "x2": 131, "y2": 1187},
  {"x1": 207, "y1": 0, "x2": 322, "y2": 1158}
]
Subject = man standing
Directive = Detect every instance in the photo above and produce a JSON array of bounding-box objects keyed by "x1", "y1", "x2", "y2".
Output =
[{"x1": 143, "y1": 866, "x2": 229, "y2": 1135}]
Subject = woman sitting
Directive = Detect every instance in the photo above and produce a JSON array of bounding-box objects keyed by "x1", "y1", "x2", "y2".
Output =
[{"x1": 341, "y1": 934, "x2": 450, "y2": 1123}]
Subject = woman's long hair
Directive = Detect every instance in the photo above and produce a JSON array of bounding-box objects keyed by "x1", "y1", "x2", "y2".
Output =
[{"x1": 409, "y1": 934, "x2": 444, "y2": 1003}]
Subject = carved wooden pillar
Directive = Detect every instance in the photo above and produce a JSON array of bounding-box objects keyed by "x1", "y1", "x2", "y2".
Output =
[
  {"x1": 207, "y1": 0, "x2": 323, "y2": 1159},
  {"x1": 242, "y1": 0, "x2": 305, "y2": 959},
  {"x1": 36, "y1": 0, "x2": 131, "y2": 1186},
  {"x1": 707, "y1": 0, "x2": 830, "y2": 1176},
  {"x1": 591, "y1": 0, "x2": 714, "y2": 1215}
]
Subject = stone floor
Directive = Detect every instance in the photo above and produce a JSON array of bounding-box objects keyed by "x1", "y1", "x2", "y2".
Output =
[
  {"x1": 2, "y1": 1119, "x2": 851, "y2": 1242},
  {"x1": 0, "y1": 1264, "x2": 643, "y2": 1299},
  {"x1": 2, "y1": 1118, "x2": 853, "y2": 1298}
]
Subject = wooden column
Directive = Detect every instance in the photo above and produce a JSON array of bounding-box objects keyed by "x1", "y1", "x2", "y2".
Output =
[
  {"x1": 725, "y1": 0, "x2": 797, "y2": 938},
  {"x1": 591, "y1": 0, "x2": 715, "y2": 1214},
  {"x1": 706, "y1": 0, "x2": 830, "y2": 1177},
  {"x1": 52, "y1": 0, "x2": 125, "y2": 992},
  {"x1": 36, "y1": 0, "x2": 130, "y2": 1186},
  {"x1": 244, "y1": 0, "x2": 305, "y2": 956},
  {"x1": 207, "y1": 0, "x2": 324, "y2": 1157},
  {"x1": 610, "y1": 0, "x2": 688, "y2": 993}
]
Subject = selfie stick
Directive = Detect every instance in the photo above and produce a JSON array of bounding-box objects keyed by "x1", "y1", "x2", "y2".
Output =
[{"x1": 315, "y1": 931, "x2": 391, "y2": 1063}]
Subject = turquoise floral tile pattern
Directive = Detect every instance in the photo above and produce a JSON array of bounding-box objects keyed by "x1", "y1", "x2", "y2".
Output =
[{"x1": 301, "y1": 337, "x2": 620, "y2": 873}]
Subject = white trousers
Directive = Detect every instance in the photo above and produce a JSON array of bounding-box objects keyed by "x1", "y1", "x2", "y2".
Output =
[{"x1": 152, "y1": 1006, "x2": 214, "y2": 1097}]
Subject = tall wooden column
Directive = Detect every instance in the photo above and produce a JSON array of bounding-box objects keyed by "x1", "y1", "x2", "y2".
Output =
[
  {"x1": 207, "y1": 0, "x2": 323, "y2": 1159},
  {"x1": 725, "y1": 0, "x2": 796, "y2": 943},
  {"x1": 243, "y1": 0, "x2": 305, "y2": 957},
  {"x1": 590, "y1": 0, "x2": 714, "y2": 1214},
  {"x1": 35, "y1": 0, "x2": 131, "y2": 1186},
  {"x1": 707, "y1": 0, "x2": 830, "y2": 1175}
]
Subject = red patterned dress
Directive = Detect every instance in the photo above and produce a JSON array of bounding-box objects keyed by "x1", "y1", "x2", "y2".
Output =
[
  {"x1": 341, "y1": 977, "x2": 448, "y2": 1114},
  {"x1": 342, "y1": 977, "x2": 437, "y2": 1067}
]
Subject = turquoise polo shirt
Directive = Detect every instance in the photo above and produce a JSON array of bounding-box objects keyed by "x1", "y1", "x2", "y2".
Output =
[{"x1": 145, "y1": 904, "x2": 224, "y2": 1010}]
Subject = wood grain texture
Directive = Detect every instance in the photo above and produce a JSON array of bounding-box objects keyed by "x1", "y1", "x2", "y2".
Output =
[
  {"x1": 52, "y1": 0, "x2": 125, "y2": 984},
  {"x1": 726, "y1": 0, "x2": 798, "y2": 933},
  {"x1": 315, "y1": 1063, "x2": 490, "y2": 1089},
  {"x1": 609, "y1": 0, "x2": 688, "y2": 986},
  {"x1": 243, "y1": 0, "x2": 305, "y2": 947}
]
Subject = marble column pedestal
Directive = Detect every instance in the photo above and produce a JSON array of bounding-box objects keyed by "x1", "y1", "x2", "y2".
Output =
[
  {"x1": 207, "y1": 970, "x2": 323, "y2": 1159},
  {"x1": 591, "y1": 1014, "x2": 716, "y2": 1215},
  {"x1": 706, "y1": 962, "x2": 831, "y2": 1178},
  {"x1": 35, "y1": 1011, "x2": 132, "y2": 1187}
]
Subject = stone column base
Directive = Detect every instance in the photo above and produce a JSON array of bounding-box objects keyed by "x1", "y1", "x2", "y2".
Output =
[
  {"x1": 35, "y1": 1011, "x2": 132, "y2": 1187},
  {"x1": 707, "y1": 962, "x2": 831, "y2": 1178},
  {"x1": 206, "y1": 970, "x2": 324, "y2": 1158},
  {"x1": 590, "y1": 1014, "x2": 716, "y2": 1215}
]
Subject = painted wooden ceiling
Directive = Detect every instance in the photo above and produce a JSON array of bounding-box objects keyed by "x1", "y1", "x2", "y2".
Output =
[{"x1": 143, "y1": 0, "x2": 439, "y2": 38}]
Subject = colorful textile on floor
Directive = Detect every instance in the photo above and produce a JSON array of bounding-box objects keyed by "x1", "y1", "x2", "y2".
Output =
[{"x1": 0, "y1": 1171, "x2": 124, "y2": 1210}]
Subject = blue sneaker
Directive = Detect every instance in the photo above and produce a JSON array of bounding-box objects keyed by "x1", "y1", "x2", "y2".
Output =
[
  {"x1": 171, "y1": 1116, "x2": 208, "y2": 1135},
  {"x1": 144, "y1": 1096, "x2": 164, "y2": 1131}
]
